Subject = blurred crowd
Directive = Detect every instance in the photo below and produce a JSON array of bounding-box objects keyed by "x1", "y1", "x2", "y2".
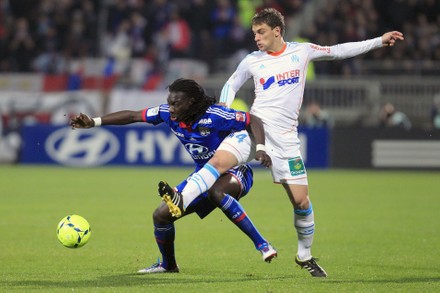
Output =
[
  {"x1": 303, "y1": 0, "x2": 440, "y2": 75},
  {"x1": 0, "y1": 0, "x2": 438, "y2": 76}
]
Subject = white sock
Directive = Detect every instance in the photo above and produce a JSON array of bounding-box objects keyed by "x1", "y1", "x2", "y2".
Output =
[
  {"x1": 294, "y1": 204, "x2": 315, "y2": 261},
  {"x1": 181, "y1": 163, "x2": 220, "y2": 208}
]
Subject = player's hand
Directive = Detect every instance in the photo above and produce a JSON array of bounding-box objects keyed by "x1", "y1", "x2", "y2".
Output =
[
  {"x1": 381, "y1": 31, "x2": 404, "y2": 47},
  {"x1": 70, "y1": 113, "x2": 94, "y2": 129},
  {"x1": 255, "y1": 150, "x2": 272, "y2": 168}
]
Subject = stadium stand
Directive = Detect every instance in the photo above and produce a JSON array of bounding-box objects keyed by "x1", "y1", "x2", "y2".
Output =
[{"x1": 0, "y1": 0, "x2": 438, "y2": 128}]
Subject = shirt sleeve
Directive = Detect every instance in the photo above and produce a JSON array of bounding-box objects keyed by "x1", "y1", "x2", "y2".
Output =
[
  {"x1": 142, "y1": 105, "x2": 167, "y2": 125},
  {"x1": 219, "y1": 56, "x2": 252, "y2": 107},
  {"x1": 209, "y1": 106, "x2": 250, "y2": 131},
  {"x1": 307, "y1": 37, "x2": 383, "y2": 61}
]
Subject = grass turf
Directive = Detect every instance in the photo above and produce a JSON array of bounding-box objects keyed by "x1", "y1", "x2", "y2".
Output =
[{"x1": 0, "y1": 166, "x2": 439, "y2": 292}]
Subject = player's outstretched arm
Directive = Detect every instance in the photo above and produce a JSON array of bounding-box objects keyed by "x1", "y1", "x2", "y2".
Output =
[
  {"x1": 381, "y1": 31, "x2": 404, "y2": 47},
  {"x1": 70, "y1": 110, "x2": 144, "y2": 129}
]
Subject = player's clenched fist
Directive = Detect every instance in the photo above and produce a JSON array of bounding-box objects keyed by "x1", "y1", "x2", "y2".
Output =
[
  {"x1": 255, "y1": 151, "x2": 272, "y2": 168},
  {"x1": 71, "y1": 113, "x2": 94, "y2": 129}
]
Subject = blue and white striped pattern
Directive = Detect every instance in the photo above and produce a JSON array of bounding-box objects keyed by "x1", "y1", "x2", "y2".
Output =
[
  {"x1": 206, "y1": 107, "x2": 239, "y2": 120},
  {"x1": 220, "y1": 195, "x2": 234, "y2": 211},
  {"x1": 294, "y1": 202, "x2": 313, "y2": 216},
  {"x1": 296, "y1": 223, "x2": 315, "y2": 236},
  {"x1": 189, "y1": 163, "x2": 220, "y2": 194}
]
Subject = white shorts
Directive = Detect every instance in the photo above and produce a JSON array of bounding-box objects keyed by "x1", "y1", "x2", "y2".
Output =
[
  {"x1": 265, "y1": 126, "x2": 308, "y2": 185},
  {"x1": 217, "y1": 130, "x2": 255, "y2": 165}
]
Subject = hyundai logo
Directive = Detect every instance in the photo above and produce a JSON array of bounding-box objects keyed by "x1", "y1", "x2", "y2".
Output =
[
  {"x1": 184, "y1": 143, "x2": 208, "y2": 155},
  {"x1": 45, "y1": 127, "x2": 119, "y2": 166}
]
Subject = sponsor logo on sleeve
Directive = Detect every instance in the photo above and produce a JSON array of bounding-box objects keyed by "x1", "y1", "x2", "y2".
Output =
[
  {"x1": 235, "y1": 112, "x2": 246, "y2": 122},
  {"x1": 147, "y1": 107, "x2": 159, "y2": 117},
  {"x1": 310, "y1": 44, "x2": 331, "y2": 53}
]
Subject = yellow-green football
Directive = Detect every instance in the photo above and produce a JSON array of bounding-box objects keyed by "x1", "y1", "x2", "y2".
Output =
[{"x1": 56, "y1": 215, "x2": 91, "y2": 248}]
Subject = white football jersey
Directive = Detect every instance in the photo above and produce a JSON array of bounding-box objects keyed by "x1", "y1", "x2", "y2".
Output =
[{"x1": 220, "y1": 38, "x2": 382, "y2": 133}]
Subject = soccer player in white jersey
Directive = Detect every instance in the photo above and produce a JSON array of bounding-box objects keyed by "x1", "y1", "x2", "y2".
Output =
[{"x1": 161, "y1": 8, "x2": 404, "y2": 277}]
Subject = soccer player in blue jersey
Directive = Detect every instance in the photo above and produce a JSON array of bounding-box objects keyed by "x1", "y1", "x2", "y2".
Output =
[{"x1": 70, "y1": 78, "x2": 277, "y2": 273}]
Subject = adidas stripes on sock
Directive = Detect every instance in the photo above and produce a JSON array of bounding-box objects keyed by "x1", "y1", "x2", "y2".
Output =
[{"x1": 294, "y1": 203, "x2": 315, "y2": 261}]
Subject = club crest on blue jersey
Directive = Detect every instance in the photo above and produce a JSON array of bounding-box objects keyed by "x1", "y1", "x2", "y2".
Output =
[{"x1": 198, "y1": 126, "x2": 210, "y2": 136}]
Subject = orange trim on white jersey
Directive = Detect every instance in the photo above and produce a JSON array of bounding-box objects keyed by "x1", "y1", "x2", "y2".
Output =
[{"x1": 268, "y1": 43, "x2": 287, "y2": 56}]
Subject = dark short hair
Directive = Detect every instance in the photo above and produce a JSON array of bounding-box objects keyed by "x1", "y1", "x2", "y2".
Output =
[{"x1": 252, "y1": 8, "x2": 285, "y2": 36}]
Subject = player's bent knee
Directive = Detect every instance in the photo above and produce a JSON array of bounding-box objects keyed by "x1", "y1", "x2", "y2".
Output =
[
  {"x1": 152, "y1": 206, "x2": 172, "y2": 224},
  {"x1": 207, "y1": 189, "x2": 224, "y2": 206}
]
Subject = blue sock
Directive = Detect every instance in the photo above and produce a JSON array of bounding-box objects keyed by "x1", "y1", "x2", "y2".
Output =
[
  {"x1": 154, "y1": 223, "x2": 176, "y2": 269},
  {"x1": 220, "y1": 194, "x2": 267, "y2": 249}
]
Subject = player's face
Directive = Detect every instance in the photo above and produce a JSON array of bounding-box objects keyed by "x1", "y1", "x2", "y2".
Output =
[
  {"x1": 252, "y1": 23, "x2": 280, "y2": 52},
  {"x1": 167, "y1": 91, "x2": 194, "y2": 121}
]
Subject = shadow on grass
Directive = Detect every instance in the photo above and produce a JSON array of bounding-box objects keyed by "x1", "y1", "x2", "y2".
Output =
[
  {"x1": 3, "y1": 274, "x2": 440, "y2": 290},
  {"x1": 325, "y1": 277, "x2": 440, "y2": 284},
  {"x1": 0, "y1": 273, "x2": 293, "y2": 289}
]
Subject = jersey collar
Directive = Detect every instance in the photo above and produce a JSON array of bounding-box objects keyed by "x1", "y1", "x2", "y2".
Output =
[
  {"x1": 179, "y1": 121, "x2": 193, "y2": 131},
  {"x1": 268, "y1": 43, "x2": 286, "y2": 56}
]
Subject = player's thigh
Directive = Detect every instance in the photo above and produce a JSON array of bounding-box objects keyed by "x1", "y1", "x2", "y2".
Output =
[
  {"x1": 217, "y1": 130, "x2": 254, "y2": 165},
  {"x1": 282, "y1": 183, "x2": 310, "y2": 210},
  {"x1": 266, "y1": 130, "x2": 308, "y2": 185},
  {"x1": 209, "y1": 150, "x2": 239, "y2": 174}
]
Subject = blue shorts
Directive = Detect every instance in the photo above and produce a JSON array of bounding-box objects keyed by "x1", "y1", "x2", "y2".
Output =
[{"x1": 175, "y1": 164, "x2": 254, "y2": 219}]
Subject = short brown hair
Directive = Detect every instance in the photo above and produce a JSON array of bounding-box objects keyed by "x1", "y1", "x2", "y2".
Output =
[{"x1": 252, "y1": 8, "x2": 285, "y2": 36}]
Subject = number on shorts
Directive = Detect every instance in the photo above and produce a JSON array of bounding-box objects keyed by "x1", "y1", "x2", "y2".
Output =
[{"x1": 235, "y1": 133, "x2": 247, "y2": 143}]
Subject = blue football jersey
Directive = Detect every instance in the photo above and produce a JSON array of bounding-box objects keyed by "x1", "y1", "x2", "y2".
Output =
[{"x1": 141, "y1": 104, "x2": 250, "y2": 168}]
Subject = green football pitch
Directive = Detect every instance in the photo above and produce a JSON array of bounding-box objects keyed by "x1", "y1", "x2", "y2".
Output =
[{"x1": 1, "y1": 166, "x2": 439, "y2": 292}]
